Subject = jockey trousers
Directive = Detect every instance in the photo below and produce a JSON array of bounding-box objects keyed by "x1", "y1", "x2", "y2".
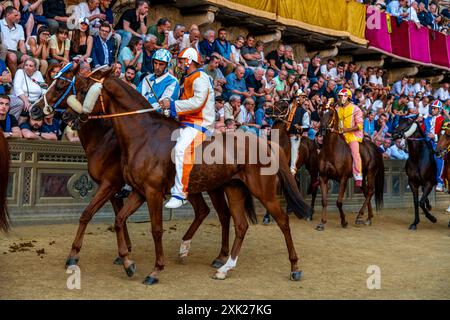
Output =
[
  {"x1": 290, "y1": 135, "x2": 301, "y2": 173},
  {"x1": 431, "y1": 141, "x2": 444, "y2": 185},
  {"x1": 171, "y1": 126, "x2": 206, "y2": 200},
  {"x1": 348, "y1": 141, "x2": 362, "y2": 181}
]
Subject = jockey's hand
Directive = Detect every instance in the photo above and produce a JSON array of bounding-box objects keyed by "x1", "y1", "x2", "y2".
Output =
[
  {"x1": 427, "y1": 132, "x2": 435, "y2": 140},
  {"x1": 159, "y1": 98, "x2": 171, "y2": 109}
]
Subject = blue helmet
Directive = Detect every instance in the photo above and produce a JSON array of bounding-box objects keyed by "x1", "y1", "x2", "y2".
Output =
[{"x1": 151, "y1": 49, "x2": 172, "y2": 74}]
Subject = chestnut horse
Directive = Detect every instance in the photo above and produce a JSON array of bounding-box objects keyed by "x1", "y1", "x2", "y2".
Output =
[
  {"x1": 47, "y1": 66, "x2": 310, "y2": 284},
  {"x1": 34, "y1": 66, "x2": 238, "y2": 269},
  {"x1": 435, "y1": 122, "x2": 450, "y2": 228},
  {"x1": 317, "y1": 105, "x2": 384, "y2": 231},
  {"x1": 0, "y1": 128, "x2": 10, "y2": 232},
  {"x1": 392, "y1": 116, "x2": 437, "y2": 230}
]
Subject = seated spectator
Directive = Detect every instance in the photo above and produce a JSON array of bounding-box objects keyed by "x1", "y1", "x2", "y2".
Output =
[
  {"x1": 387, "y1": 0, "x2": 405, "y2": 17},
  {"x1": 320, "y1": 58, "x2": 335, "y2": 80},
  {"x1": 1, "y1": 6, "x2": 29, "y2": 76},
  {"x1": 112, "y1": 61, "x2": 122, "y2": 78},
  {"x1": 43, "y1": 0, "x2": 69, "y2": 34},
  {"x1": 224, "y1": 94, "x2": 242, "y2": 122},
  {"x1": 13, "y1": 58, "x2": 46, "y2": 117},
  {"x1": 406, "y1": 1, "x2": 421, "y2": 26},
  {"x1": 345, "y1": 61, "x2": 356, "y2": 82},
  {"x1": 20, "y1": 106, "x2": 57, "y2": 140},
  {"x1": 255, "y1": 100, "x2": 274, "y2": 128},
  {"x1": 0, "y1": 57, "x2": 23, "y2": 119},
  {"x1": 147, "y1": 18, "x2": 171, "y2": 50},
  {"x1": 205, "y1": 53, "x2": 226, "y2": 97},
  {"x1": 435, "y1": 82, "x2": 449, "y2": 102},
  {"x1": 98, "y1": 0, "x2": 114, "y2": 25},
  {"x1": 49, "y1": 25, "x2": 70, "y2": 65},
  {"x1": 363, "y1": 111, "x2": 376, "y2": 137},
  {"x1": 237, "y1": 98, "x2": 259, "y2": 135},
  {"x1": 223, "y1": 65, "x2": 248, "y2": 101},
  {"x1": 181, "y1": 26, "x2": 200, "y2": 52},
  {"x1": 273, "y1": 69, "x2": 288, "y2": 98},
  {"x1": 298, "y1": 56, "x2": 310, "y2": 75},
  {"x1": 91, "y1": 22, "x2": 115, "y2": 68},
  {"x1": 369, "y1": 68, "x2": 384, "y2": 89},
  {"x1": 62, "y1": 125, "x2": 80, "y2": 142},
  {"x1": 245, "y1": 67, "x2": 266, "y2": 109},
  {"x1": 418, "y1": 95, "x2": 431, "y2": 118},
  {"x1": 70, "y1": 18, "x2": 93, "y2": 61},
  {"x1": 168, "y1": 24, "x2": 188, "y2": 55},
  {"x1": 285, "y1": 73, "x2": 299, "y2": 100},
  {"x1": 392, "y1": 94, "x2": 409, "y2": 116},
  {"x1": 139, "y1": 34, "x2": 157, "y2": 78},
  {"x1": 307, "y1": 54, "x2": 321, "y2": 82},
  {"x1": 198, "y1": 29, "x2": 215, "y2": 63},
  {"x1": 387, "y1": 138, "x2": 409, "y2": 160},
  {"x1": 381, "y1": 138, "x2": 392, "y2": 159},
  {"x1": 413, "y1": 79, "x2": 426, "y2": 95},
  {"x1": 212, "y1": 28, "x2": 234, "y2": 75},
  {"x1": 267, "y1": 44, "x2": 285, "y2": 74},
  {"x1": 323, "y1": 80, "x2": 337, "y2": 101},
  {"x1": 214, "y1": 96, "x2": 226, "y2": 132},
  {"x1": 17, "y1": 0, "x2": 46, "y2": 40},
  {"x1": 418, "y1": 2, "x2": 434, "y2": 27},
  {"x1": 118, "y1": 36, "x2": 142, "y2": 84},
  {"x1": 225, "y1": 118, "x2": 236, "y2": 131},
  {"x1": 391, "y1": 75, "x2": 408, "y2": 96},
  {"x1": 241, "y1": 34, "x2": 260, "y2": 68},
  {"x1": 115, "y1": 0, "x2": 148, "y2": 53},
  {"x1": 230, "y1": 35, "x2": 246, "y2": 68},
  {"x1": 71, "y1": 0, "x2": 102, "y2": 34},
  {"x1": 0, "y1": 94, "x2": 21, "y2": 138},
  {"x1": 255, "y1": 41, "x2": 267, "y2": 69},
  {"x1": 373, "y1": 112, "x2": 390, "y2": 139},
  {"x1": 26, "y1": 25, "x2": 50, "y2": 74},
  {"x1": 44, "y1": 62, "x2": 61, "y2": 85},
  {"x1": 263, "y1": 68, "x2": 276, "y2": 95},
  {"x1": 283, "y1": 45, "x2": 298, "y2": 75},
  {"x1": 42, "y1": 110, "x2": 61, "y2": 139},
  {"x1": 120, "y1": 65, "x2": 137, "y2": 89}
]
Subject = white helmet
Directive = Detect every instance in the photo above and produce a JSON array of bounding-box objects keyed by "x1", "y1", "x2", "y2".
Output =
[{"x1": 178, "y1": 47, "x2": 201, "y2": 65}]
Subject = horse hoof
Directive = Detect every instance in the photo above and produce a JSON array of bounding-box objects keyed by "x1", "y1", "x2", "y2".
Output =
[
  {"x1": 124, "y1": 262, "x2": 136, "y2": 277},
  {"x1": 290, "y1": 271, "x2": 302, "y2": 281},
  {"x1": 341, "y1": 222, "x2": 348, "y2": 228},
  {"x1": 306, "y1": 216, "x2": 312, "y2": 222},
  {"x1": 143, "y1": 276, "x2": 159, "y2": 285},
  {"x1": 212, "y1": 271, "x2": 227, "y2": 280},
  {"x1": 365, "y1": 220, "x2": 372, "y2": 226},
  {"x1": 315, "y1": 224, "x2": 324, "y2": 231},
  {"x1": 65, "y1": 257, "x2": 79, "y2": 268},
  {"x1": 409, "y1": 224, "x2": 417, "y2": 231},
  {"x1": 428, "y1": 216, "x2": 437, "y2": 224},
  {"x1": 355, "y1": 219, "x2": 364, "y2": 225},
  {"x1": 178, "y1": 256, "x2": 188, "y2": 265},
  {"x1": 113, "y1": 257, "x2": 123, "y2": 265},
  {"x1": 211, "y1": 259, "x2": 225, "y2": 269}
]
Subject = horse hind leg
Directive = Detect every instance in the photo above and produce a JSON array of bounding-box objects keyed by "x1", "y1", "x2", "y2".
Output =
[
  {"x1": 110, "y1": 197, "x2": 130, "y2": 265},
  {"x1": 356, "y1": 174, "x2": 375, "y2": 226},
  {"x1": 208, "y1": 188, "x2": 231, "y2": 268},
  {"x1": 419, "y1": 183, "x2": 437, "y2": 224},
  {"x1": 336, "y1": 178, "x2": 348, "y2": 228}
]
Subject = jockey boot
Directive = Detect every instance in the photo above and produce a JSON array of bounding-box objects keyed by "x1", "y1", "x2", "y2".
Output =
[
  {"x1": 165, "y1": 196, "x2": 187, "y2": 209},
  {"x1": 115, "y1": 185, "x2": 132, "y2": 199},
  {"x1": 436, "y1": 183, "x2": 444, "y2": 192}
]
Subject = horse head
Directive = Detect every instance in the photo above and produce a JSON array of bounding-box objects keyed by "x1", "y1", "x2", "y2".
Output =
[
  {"x1": 436, "y1": 123, "x2": 450, "y2": 158},
  {"x1": 318, "y1": 98, "x2": 337, "y2": 136},
  {"x1": 392, "y1": 115, "x2": 419, "y2": 140},
  {"x1": 268, "y1": 99, "x2": 290, "y2": 120}
]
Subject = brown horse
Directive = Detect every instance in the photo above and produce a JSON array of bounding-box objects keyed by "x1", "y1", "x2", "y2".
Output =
[
  {"x1": 317, "y1": 105, "x2": 384, "y2": 231},
  {"x1": 34, "y1": 66, "x2": 235, "y2": 270},
  {"x1": 62, "y1": 67, "x2": 310, "y2": 284},
  {"x1": 0, "y1": 128, "x2": 10, "y2": 232},
  {"x1": 436, "y1": 123, "x2": 450, "y2": 194},
  {"x1": 272, "y1": 119, "x2": 320, "y2": 215}
]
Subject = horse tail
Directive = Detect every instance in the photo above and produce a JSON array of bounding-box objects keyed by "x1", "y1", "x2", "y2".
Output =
[
  {"x1": 277, "y1": 147, "x2": 312, "y2": 219},
  {"x1": 374, "y1": 150, "x2": 384, "y2": 211},
  {"x1": 243, "y1": 183, "x2": 257, "y2": 225},
  {"x1": 0, "y1": 131, "x2": 10, "y2": 232}
]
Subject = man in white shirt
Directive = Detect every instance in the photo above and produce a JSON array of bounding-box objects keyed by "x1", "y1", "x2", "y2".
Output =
[
  {"x1": 0, "y1": 6, "x2": 29, "y2": 76},
  {"x1": 386, "y1": 138, "x2": 409, "y2": 160},
  {"x1": 72, "y1": 0, "x2": 102, "y2": 34},
  {"x1": 418, "y1": 95, "x2": 431, "y2": 118},
  {"x1": 435, "y1": 83, "x2": 449, "y2": 102},
  {"x1": 413, "y1": 79, "x2": 426, "y2": 96},
  {"x1": 319, "y1": 59, "x2": 335, "y2": 80},
  {"x1": 369, "y1": 68, "x2": 384, "y2": 88},
  {"x1": 168, "y1": 24, "x2": 189, "y2": 55},
  {"x1": 407, "y1": 0, "x2": 421, "y2": 25}
]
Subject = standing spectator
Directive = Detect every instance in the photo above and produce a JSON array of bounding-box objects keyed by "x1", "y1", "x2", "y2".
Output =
[
  {"x1": 435, "y1": 82, "x2": 449, "y2": 102},
  {"x1": 230, "y1": 35, "x2": 246, "y2": 68},
  {"x1": 13, "y1": 58, "x2": 46, "y2": 116},
  {"x1": 43, "y1": 0, "x2": 68, "y2": 34},
  {"x1": 20, "y1": 106, "x2": 57, "y2": 140},
  {"x1": 120, "y1": 65, "x2": 137, "y2": 89},
  {"x1": 26, "y1": 25, "x2": 50, "y2": 74},
  {"x1": 223, "y1": 65, "x2": 248, "y2": 101},
  {"x1": 72, "y1": 0, "x2": 102, "y2": 33},
  {"x1": 198, "y1": 29, "x2": 215, "y2": 63},
  {"x1": 212, "y1": 28, "x2": 233, "y2": 75},
  {"x1": 140, "y1": 34, "x2": 157, "y2": 77},
  {"x1": 118, "y1": 36, "x2": 142, "y2": 84},
  {"x1": 91, "y1": 22, "x2": 115, "y2": 68},
  {"x1": 418, "y1": 2, "x2": 434, "y2": 27},
  {"x1": 69, "y1": 18, "x2": 93, "y2": 61},
  {"x1": 1, "y1": 6, "x2": 29, "y2": 76},
  {"x1": 147, "y1": 18, "x2": 171, "y2": 50},
  {"x1": 387, "y1": 138, "x2": 409, "y2": 160},
  {"x1": 241, "y1": 34, "x2": 260, "y2": 68},
  {"x1": 266, "y1": 44, "x2": 285, "y2": 74},
  {"x1": 0, "y1": 95, "x2": 22, "y2": 138},
  {"x1": 406, "y1": 0, "x2": 421, "y2": 26},
  {"x1": 48, "y1": 25, "x2": 70, "y2": 65},
  {"x1": 283, "y1": 45, "x2": 298, "y2": 75},
  {"x1": 115, "y1": 0, "x2": 148, "y2": 53},
  {"x1": 307, "y1": 54, "x2": 321, "y2": 82}
]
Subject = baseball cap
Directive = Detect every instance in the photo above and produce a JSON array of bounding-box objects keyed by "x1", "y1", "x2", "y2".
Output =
[
  {"x1": 78, "y1": 17, "x2": 89, "y2": 28},
  {"x1": 30, "y1": 107, "x2": 44, "y2": 120}
]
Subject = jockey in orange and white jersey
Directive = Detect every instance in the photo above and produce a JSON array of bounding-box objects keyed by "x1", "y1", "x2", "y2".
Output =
[{"x1": 160, "y1": 48, "x2": 215, "y2": 209}]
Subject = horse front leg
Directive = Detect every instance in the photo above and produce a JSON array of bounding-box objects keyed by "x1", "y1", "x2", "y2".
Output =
[
  {"x1": 419, "y1": 182, "x2": 437, "y2": 224},
  {"x1": 409, "y1": 182, "x2": 420, "y2": 230},
  {"x1": 356, "y1": 173, "x2": 375, "y2": 226},
  {"x1": 316, "y1": 175, "x2": 328, "y2": 231},
  {"x1": 336, "y1": 178, "x2": 348, "y2": 228}
]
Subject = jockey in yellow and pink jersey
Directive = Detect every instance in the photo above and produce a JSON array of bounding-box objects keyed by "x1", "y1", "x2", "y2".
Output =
[
  {"x1": 335, "y1": 88, "x2": 364, "y2": 187},
  {"x1": 160, "y1": 48, "x2": 215, "y2": 209}
]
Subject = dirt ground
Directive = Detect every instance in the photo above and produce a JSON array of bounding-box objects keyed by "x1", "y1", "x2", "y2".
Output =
[{"x1": 1, "y1": 208, "x2": 449, "y2": 300}]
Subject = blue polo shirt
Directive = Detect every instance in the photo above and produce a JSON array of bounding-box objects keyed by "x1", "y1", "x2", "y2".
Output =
[{"x1": 224, "y1": 72, "x2": 247, "y2": 101}]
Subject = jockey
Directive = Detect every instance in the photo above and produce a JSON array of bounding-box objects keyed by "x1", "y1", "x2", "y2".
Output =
[
  {"x1": 423, "y1": 100, "x2": 445, "y2": 191},
  {"x1": 286, "y1": 89, "x2": 310, "y2": 175},
  {"x1": 138, "y1": 49, "x2": 180, "y2": 109},
  {"x1": 335, "y1": 88, "x2": 364, "y2": 188},
  {"x1": 160, "y1": 48, "x2": 215, "y2": 209}
]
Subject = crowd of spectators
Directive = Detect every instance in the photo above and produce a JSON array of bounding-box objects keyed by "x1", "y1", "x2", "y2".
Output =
[{"x1": 0, "y1": 0, "x2": 449, "y2": 167}]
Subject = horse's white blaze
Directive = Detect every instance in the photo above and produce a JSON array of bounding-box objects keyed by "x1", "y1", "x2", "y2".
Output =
[
  {"x1": 179, "y1": 240, "x2": 191, "y2": 257},
  {"x1": 404, "y1": 123, "x2": 418, "y2": 138},
  {"x1": 83, "y1": 82, "x2": 103, "y2": 113},
  {"x1": 67, "y1": 95, "x2": 83, "y2": 114},
  {"x1": 217, "y1": 256, "x2": 238, "y2": 274}
]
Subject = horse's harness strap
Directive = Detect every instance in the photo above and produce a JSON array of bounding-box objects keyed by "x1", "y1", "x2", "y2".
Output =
[{"x1": 88, "y1": 108, "x2": 158, "y2": 119}]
